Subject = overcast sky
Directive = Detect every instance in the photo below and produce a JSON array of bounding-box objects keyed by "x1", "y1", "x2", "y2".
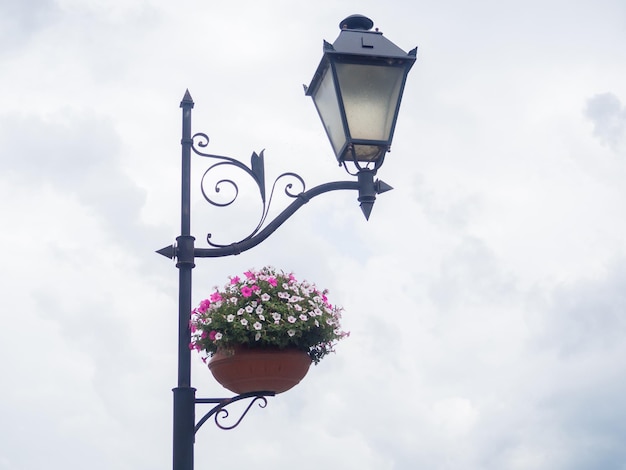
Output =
[{"x1": 2, "y1": 0, "x2": 626, "y2": 469}]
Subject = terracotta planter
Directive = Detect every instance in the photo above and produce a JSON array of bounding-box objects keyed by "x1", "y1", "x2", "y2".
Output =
[{"x1": 209, "y1": 346, "x2": 312, "y2": 394}]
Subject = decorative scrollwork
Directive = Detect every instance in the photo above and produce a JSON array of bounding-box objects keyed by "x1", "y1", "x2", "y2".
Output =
[
  {"x1": 200, "y1": 161, "x2": 242, "y2": 208},
  {"x1": 195, "y1": 392, "x2": 274, "y2": 433},
  {"x1": 275, "y1": 172, "x2": 306, "y2": 198},
  {"x1": 213, "y1": 396, "x2": 268, "y2": 430},
  {"x1": 191, "y1": 132, "x2": 309, "y2": 247}
]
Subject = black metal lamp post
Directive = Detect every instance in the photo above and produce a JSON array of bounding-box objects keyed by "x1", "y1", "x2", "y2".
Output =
[{"x1": 157, "y1": 15, "x2": 416, "y2": 470}]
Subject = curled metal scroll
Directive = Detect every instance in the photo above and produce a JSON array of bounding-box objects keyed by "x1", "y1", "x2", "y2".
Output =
[
  {"x1": 191, "y1": 132, "x2": 307, "y2": 247},
  {"x1": 195, "y1": 392, "x2": 274, "y2": 432}
]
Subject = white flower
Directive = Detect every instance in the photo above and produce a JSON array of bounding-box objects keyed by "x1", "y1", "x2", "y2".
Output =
[
  {"x1": 255, "y1": 332, "x2": 261, "y2": 341},
  {"x1": 256, "y1": 305, "x2": 264, "y2": 314},
  {"x1": 287, "y1": 316, "x2": 296, "y2": 324},
  {"x1": 287, "y1": 329, "x2": 295, "y2": 337},
  {"x1": 237, "y1": 308, "x2": 245, "y2": 315},
  {"x1": 271, "y1": 312, "x2": 281, "y2": 320},
  {"x1": 261, "y1": 293, "x2": 270, "y2": 302},
  {"x1": 230, "y1": 297, "x2": 238, "y2": 304},
  {"x1": 245, "y1": 305, "x2": 254, "y2": 313},
  {"x1": 215, "y1": 332, "x2": 223, "y2": 340},
  {"x1": 253, "y1": 322, "x2": 262, "y2": 330},
  {"x1": 299, "y1": 314, "x2": 308, "y2": 321},
  {"x1": 226, "y1": 314, "x2": 235, "y2": 322},
  {"x1": 258, "y1": 314, "x2": 265, "y2": 321},
  {"x1": 240, "y1": 319, "x2": 248, "y2": 326}
]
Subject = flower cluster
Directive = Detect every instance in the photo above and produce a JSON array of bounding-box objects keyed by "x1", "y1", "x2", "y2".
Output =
[{"x1": 190, "y1": 266, "x2": 348, "y2": 364}]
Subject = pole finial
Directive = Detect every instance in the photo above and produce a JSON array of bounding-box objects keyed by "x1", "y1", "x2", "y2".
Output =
[{"x1": 180, "y1": 89, "x2": 194, "y2": 108}]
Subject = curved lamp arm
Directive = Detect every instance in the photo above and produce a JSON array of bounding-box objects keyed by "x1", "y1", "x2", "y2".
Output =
[{"x1": 157, "y1": 173, "x2": 391, "y2": 261}]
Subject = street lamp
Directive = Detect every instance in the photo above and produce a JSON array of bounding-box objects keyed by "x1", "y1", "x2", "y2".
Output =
[
  {"x1": 157, "y1": 15, "x2": 416, "y2": 470},
  {"x1": 305, "y1": 14, "x2": 416, "y2": 168}
]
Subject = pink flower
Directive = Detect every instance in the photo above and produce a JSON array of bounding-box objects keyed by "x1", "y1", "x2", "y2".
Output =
[
  {"x1": 267, "y1": 277, "x2": 277, "y2": 287},
  {"x1": 230, "y1": 276, "x2": 240, "y2": 284},
  {"x1": 197, "y1": 299, "x2": 211, "y2": 313},
  {"x1": 241, "y1": 286, "x2": 253, "y2": 297},
  {"x1": 209, "y1": 330, "x2": 217, "y2": 341},
  {"x1": 251, "y1": 285, "x2": 260, "y2": 292},
  {"x1": 210, "y1": 292, "x2": 222, "y2": 303},
  {"x1": 244, "y1": 270, "x2": 256, "y2": 280}
]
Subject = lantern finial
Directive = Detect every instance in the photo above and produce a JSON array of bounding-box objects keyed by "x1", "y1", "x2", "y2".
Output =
[{"x1": 339, "y1": 15, "x2": 374, "y2": 31}]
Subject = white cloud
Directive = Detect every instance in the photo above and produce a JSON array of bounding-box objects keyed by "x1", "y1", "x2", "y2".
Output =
[
  {"x1": 585, "y1": 92, "x2": 626, "y2": 153},
  {"x1": 3, "y1": 1, "x2": 626, "y2": 469}
]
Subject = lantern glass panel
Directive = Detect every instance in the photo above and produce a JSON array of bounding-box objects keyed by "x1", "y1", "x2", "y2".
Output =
[
  {"x1": 335, "y1": 62, "x2": 405, "y2": 142},
  {"x1": 311, "y1": 67, "x2": 345, "y2": 157}
]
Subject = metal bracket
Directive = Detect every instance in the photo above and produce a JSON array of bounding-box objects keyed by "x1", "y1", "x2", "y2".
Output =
[{"x1": 194, "y1": 391, "x2": 276, "y2": 432}]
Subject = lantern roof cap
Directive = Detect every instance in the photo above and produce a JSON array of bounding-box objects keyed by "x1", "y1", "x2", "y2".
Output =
[
  {"x1": 327, "y1": 16, "x2": 417, "y2": 61},
  {"x1": 304, "y1": 15, "x2": 417, "y2": 97}
]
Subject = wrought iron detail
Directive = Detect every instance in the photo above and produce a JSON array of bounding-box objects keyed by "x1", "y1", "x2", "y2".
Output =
[
  {"x1": 195, "y1": 392, "x2": 275, "y2": 432},
  {"x1": 191, "y1": 132, "x2": 309, "y2": 247}
]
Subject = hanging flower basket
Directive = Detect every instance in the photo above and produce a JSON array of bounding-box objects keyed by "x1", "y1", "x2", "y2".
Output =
[
  {"x1": 191, "y1": 266, "x2": 348, "y2": 394},
  {"x1": 208, "y1": 345, "x2": 312, "y2": 394}
]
